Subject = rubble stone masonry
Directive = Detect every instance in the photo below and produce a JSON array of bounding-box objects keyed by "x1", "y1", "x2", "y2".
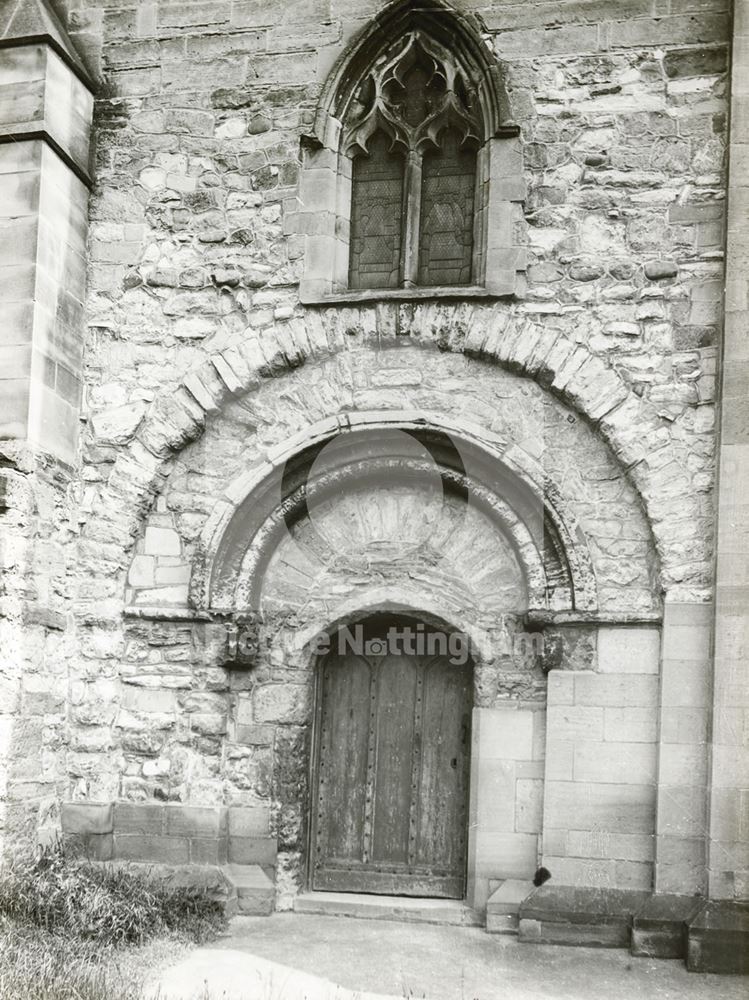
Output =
[{"x1": 0, "y1": 0, "x2": 745, "y2": 941}]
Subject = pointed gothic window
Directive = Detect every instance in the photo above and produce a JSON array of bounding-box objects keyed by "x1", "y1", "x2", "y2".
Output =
[
  {"x1": 296, "y1": 2, "x2": 526, "y2": 305},
  {"x1": 345, "y1": 34, "x2": 480, "y2": 290}
]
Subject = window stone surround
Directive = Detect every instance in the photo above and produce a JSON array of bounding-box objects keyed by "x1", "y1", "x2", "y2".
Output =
[{"x1": 292, "y1": 2, "x2": 527, "y2": 305}]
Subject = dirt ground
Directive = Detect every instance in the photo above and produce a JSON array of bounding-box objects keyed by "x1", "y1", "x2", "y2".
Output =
[{"x1": 193, "y1": 912, "x2": 748, "y2": 1000}]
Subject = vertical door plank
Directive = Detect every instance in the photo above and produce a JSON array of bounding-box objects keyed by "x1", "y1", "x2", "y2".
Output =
[
  {"x1": 315, "y1": 653, "x2": 371, "y2": 869},
  {"x1": 417, "y1": 656, "x2": 471, "y2": 879},
  {"x1": 371, "y1": 652, "x2": 417, "y2": 865},
  {"x1": 313, "y1": 622, "x2": 473, "y2": 899}
]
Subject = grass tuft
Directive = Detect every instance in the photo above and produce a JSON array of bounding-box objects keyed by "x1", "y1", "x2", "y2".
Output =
[
  {"x1": 0, "y1": 841, "x2": 225, "y2": 999},
  {"x1": 0, "y1": 840, "x2": 226, "y2": 946},
  {"x1": 0, "y1": 918, "x2": 143, "y2": 1000}
]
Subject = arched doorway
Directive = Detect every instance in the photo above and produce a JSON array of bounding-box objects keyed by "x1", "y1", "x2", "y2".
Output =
[
  {"x1": 310, "y1": 614, "x2": 473, "y2": 898},
  {"x1": 176, "y1": 404, "x2": 660, "y2": 907}
]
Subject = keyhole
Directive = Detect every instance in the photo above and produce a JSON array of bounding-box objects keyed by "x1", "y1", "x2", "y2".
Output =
[{"x1": 451, "y1": 757, "x2": 457, "y2": 769}]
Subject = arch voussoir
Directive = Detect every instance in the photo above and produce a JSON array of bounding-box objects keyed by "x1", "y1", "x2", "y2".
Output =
[
  {"x1": 565, "y1": 357, "x2": 630, "y2": 424},
  {"x1": 81, "y1": 311, "x2": 700, "y2": 595}
]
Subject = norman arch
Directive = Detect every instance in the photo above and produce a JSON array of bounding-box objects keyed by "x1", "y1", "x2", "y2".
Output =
[
  {"x1": 97, "y1": 309, "x2": 703, "y2": 607},
  {"x1": 74, "y1": 312, "x2": 685, "y2": 909},
  {"x1": 190, "y1": 411, "x2": 599, "y2": 619}
]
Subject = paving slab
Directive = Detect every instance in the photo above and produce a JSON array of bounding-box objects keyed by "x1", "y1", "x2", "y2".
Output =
[{"x1": 204, "y1": 912, "x2": 747, "y2": 1000}]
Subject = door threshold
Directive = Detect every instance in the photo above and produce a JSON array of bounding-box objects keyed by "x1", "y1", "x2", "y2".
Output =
[{"x1": 293, "y1": 891, "x2": 483, "y2": 927}]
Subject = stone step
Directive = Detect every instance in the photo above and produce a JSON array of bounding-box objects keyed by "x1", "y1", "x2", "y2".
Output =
[
  {"x1": 486, "y1": 879, "x2": 535, "y2": 935},
  {"x1": 686, "y1": 900, "x2": 749, "y2": 974},
  {"x1": 223, "y1": 864, "x2": 275, "y2": 916},
  {"x1": 294, "y1": 891, "x2": 482, "y2": 926},
  {"x1": 630, "y1": 894, "x2": 703, "y2": 960},
  {"x1": 518, "y1": 885, "x2": 649, "y2": 949}
]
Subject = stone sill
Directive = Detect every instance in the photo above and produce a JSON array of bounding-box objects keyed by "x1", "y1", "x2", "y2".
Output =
[
  {"x1": 300, "y1": 286, "x2": 516, "y2": 306},
  {"x1": 123, "y1": 606, "x2": 664, "y2": 628},
  {"x1": 524, "y1": 610, "x2": 663, "y2": 627},
  {"x1": 123, "y1": 605, "x2": 211, "y2": 621}
]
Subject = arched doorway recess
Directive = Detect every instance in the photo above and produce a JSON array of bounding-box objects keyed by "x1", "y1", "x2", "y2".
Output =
[{"x1": 311, "y1": 613, "x2": 473, "y2": 899}]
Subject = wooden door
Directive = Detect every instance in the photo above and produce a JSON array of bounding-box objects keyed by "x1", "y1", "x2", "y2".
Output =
[{"x1": 311, "y1": 620, "x2": 472, "y2": 898}]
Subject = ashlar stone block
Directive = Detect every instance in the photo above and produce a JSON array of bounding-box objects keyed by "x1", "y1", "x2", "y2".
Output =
[
  {"x1": 144, "y1": 526, "x2": 181, "y2": 557},
  {"x1": 474, "y1": 706, "x2": 534, "y2": 761},
  {"x1": 598, "y1": 627, "x2": 660, "y2": 674},
  {"x1": 61, "y1": 801, "x2": 113, "y2": 835}
]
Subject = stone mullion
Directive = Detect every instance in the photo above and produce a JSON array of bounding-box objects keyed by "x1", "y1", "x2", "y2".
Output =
[{"x1": 401, "y1": 147, "x2": 424, "y2": 288}]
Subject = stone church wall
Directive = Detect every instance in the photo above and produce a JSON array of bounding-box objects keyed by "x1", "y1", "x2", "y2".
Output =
[{"x1": 0, "y1": 0, "x2": 736, "y2": 910}]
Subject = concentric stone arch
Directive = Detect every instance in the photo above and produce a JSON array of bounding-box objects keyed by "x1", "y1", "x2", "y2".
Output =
[
  {"x1": 82, "y1": 309, "x2": 693, "y2": 627},
  {"x1": 189, "y1": 410, "x2": 598, "y2": 617}
]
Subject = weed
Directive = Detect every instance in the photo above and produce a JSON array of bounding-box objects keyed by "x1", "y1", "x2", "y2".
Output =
[
  {"x1": 0, "y1": 840, "x2": 225, "y2": 946},
  {"x1": 0, "y1": 841, "x2": 223, "y2": 999}
]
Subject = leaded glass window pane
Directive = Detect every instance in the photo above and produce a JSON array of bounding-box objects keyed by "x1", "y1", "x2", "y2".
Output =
[
  {"x1": 344, "y1": 32, "x2": 482, "y2": 292},
  {"x1": 348, "y1": 132, "x2": 405, "y2": 290},
  {"x1": 418, "y1": 130, "x2": 476, "y2": 287}
]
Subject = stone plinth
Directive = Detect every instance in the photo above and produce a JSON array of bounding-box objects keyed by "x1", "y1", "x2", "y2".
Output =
[
  {"x1": 486, "y1": 879, "x2": 535, "y2": 935},
  {"x1": 225, "y1": 864, "x2": 275, "y2": 916},
  {"x1": 686, "y1": 901, "x2": 749, "y2": 974},
  {"x1": 630, "y1": 893, "x2": 703, "y2": 959},
  {"x1": 518, "y1": 885, "x2": 649, "y2": 949},
  {"x1": 61, "y1": 801, "x2": 277, "y2": 885}
]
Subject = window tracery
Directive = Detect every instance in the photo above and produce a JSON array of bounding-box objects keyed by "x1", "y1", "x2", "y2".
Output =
[
  {"x1": 345, "y1": 32, "x2": 480, "y2": 289},
  {"x1": 295, "y1": 0, "x2": 526, "y2": 304}
]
